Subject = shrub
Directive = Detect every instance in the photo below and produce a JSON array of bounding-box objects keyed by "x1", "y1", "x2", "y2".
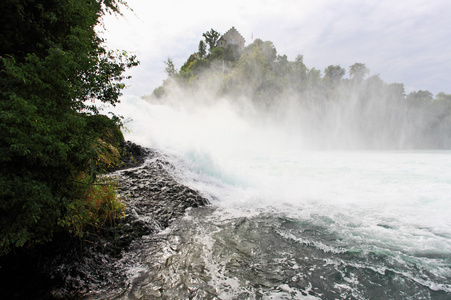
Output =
[{"x1": 58, "y1": 174, "x2": 125, "y2": 238}]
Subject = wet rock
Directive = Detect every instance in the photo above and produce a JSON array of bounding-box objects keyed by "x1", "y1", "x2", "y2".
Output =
[
  {"x1": 0, "y1": 144, "x2": 209, "y2": 299},
  {"x1": 117, "y1": 141, "x2": 149, "y2": 169}
]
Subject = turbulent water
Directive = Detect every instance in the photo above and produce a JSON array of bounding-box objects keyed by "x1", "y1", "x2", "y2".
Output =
[{"x1": 111, "y1": 96, "x2": 451, "y2": 299}]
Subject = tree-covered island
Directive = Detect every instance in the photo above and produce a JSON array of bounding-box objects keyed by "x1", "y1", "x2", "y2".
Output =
[{"x1": 150, "y1": 27, "x2": 451, "y2": 149}]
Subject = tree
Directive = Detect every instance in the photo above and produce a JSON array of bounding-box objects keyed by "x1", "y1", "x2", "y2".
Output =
[
  {"x1": 324, "y1": 65, "x2": 346, "y2": 84},
  {"x1": 406, "y1": 90, "x2": 433, "y2": 106},
  {"x1": 164, "y1": 57, "x2": 177, "y2": 77},
  {"x1": 275, "y1": 54, "x2": 289, "y2": 77},
  {"x1": 247, "y1": 39, "x2": 277, "y2": 65},
  {"x1": 236, "y1": 45, "x2": 270, "y2": 85},
  {"x1": 198, "y1": 40, "x2": 207, "y2": 58},
  {"x1": 0, "y1": 0, "x2": 138, "y2": 255},
  {"x1": 386, "y1": 83, "x2": 406, "y2": 101},
  {"x1": 224, "y1": 44, "x2": 241, "y2": 62},
  {"x1": 202, "y1": 29, "x2": 221, "y2": 53},
  {"x1": 435, "y1": 92, "x2": 451, "y2": 102},
  {"x1": 308, "y1": 68, "x2": 322, "y2": 86},
  {"x1": 290, "y1": 54, "x2": 308, "y2": 87},
  {"x1": 349, "y1": 63, "x2": 369, "y2": 81}
]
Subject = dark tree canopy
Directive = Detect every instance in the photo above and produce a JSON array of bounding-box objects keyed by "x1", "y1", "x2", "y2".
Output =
[
  {"x1": 349, "y1": 63, "x2": 369, "y2": 81},
  {"x1": 0, "y1": 0, "x2": 138, "y2": 255},
  {"x1": 202, "y1": 28, "x2": 221, "y2": 53},
  {"x1": 324, "y1": 65, "x2": 346, "y2": 84},
  {"x1": 198, "y1": 40, "x2": 207, "y2": 58},
  {"x1": 164, "y1": 57, "x2": 177, "y2": 77}
]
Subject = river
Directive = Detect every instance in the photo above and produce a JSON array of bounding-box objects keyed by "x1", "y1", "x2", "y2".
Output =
[{"x1": 110, "y1": 96, "x2": 451, "y2": 299}]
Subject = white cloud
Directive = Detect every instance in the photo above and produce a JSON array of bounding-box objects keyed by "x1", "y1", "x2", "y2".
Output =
[{"x1": 102, "y1": 0, "x2": 451, "y2": 96}]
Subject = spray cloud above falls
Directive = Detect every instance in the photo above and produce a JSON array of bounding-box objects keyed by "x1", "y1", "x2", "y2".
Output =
[{"x1": 143, "y1": 27, "x2": 451, "y2": 150}]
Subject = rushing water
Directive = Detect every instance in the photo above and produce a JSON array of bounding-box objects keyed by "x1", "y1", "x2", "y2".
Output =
[{"x1": 112, "y1": 96, "x2": 451, "y2": 299}]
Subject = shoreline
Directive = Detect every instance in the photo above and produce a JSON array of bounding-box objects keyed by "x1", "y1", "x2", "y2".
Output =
[{"x1": 0, "y1": 142, "x2": 209, "y2": 299}]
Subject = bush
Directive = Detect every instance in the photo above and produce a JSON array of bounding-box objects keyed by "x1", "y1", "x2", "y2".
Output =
[
  {"x1": 58, "y1": 175, "x2": 125, "y2": 237},
  {"x1": 0, "y1": 0, "x2": 137, "y2": 256}
]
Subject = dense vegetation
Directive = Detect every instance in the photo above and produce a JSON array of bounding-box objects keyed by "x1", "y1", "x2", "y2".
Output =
[
  {"x1": 0, "y1": 0, "x2": 138, "y2": 256},
  {"x1": 150, "y1": 29, "x2": 451, "y2": 149}
]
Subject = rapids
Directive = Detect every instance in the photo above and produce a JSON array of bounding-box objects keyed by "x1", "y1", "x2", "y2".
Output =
[{"x1": 110, "y1": 96, "x2": 451, "y2": 299}]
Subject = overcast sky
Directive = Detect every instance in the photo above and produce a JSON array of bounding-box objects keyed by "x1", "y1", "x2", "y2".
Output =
[{"x1": 102, "y1": 0, "x2": 451, "y2": 97}]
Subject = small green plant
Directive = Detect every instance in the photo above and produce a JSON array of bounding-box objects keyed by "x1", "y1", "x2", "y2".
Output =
[
  {"x1": 59, "y1": 174, "x2": 125, "y2": 238},
  {"x1": 93, "y1": 138, "x2": 124, "y2": 171}
]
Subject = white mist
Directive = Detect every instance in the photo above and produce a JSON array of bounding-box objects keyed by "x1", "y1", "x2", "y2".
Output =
[{"x1": 110, "y1": 95, "x2": 451, "y2": 297}]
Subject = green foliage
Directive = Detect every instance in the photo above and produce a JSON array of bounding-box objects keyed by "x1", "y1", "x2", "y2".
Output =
[
  {"x1": 88, "y1": 115, "x2": 125, "y2": 174},
  {"x1": 58, "y1": 175, "x2": 125, "y2": 238},
  {"x1": 324, "y1": 65, "x2": 346, "y2": 85},
  {"x1": 147, "y1": 27, "x2": 451, "y2": 148},
  {"x1": 198, "y1": 40, "x2": 207, "y2": 58},
  {"x1": 407, "y1": 90, "x2": 433, "y2": 103},
  {"x1": 252, "y1": 40, "x2": 277, "y2": 65},
  {"x1": 0, "y1": 0, "x2": 137, "y2": 255},
  {"x1": 349, "y1": 63, "x2": 369, "y2": 81},
  {"x1": 164, "y1": 57, "x2": 177, "y2": 77},
  {"x1": 180, "y1": 53, "x2": 201, "y2": 74},
  {"x1": 151, "y1": 85, "x2": 166, "y2": 99},
  {"x1": 210, "y1": 47, "x2": 225, "y2": 60},
  {"x1": 202, "y1": 28, "x2": 221, "y2": 53},
  {"x1": 236, "y1": 45, "x2": 271, "y2": 86},
  {"x1": 224, "y1": 44, "x2": 241, "y2": 62},
  {"x1": 435, "y1": 92, "x2": 451, "y2": 102}
]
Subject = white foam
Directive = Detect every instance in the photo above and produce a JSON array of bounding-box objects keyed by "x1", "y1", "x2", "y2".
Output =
[{"x1": 109, "y1": 96, "x2": 451, "y2": 295}]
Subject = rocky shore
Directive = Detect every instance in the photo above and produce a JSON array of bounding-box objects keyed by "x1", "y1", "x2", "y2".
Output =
[
  {"x1": 0, "y1": 142, "x2": 209, "y2": 299},
  {"x1": 110, "y1": 144, "x2": 209, "y2": 254}
]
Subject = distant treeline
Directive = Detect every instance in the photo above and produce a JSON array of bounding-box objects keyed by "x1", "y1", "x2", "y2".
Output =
[
  {"x1": 147, "y1": 29, "x2": 451, "y2": 149},
  {"x1": 148, "y1": 29, "x2": 451, "y2": 149}
]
